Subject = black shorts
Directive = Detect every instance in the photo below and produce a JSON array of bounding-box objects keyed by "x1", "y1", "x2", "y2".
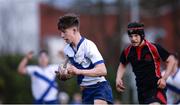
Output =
[{"x1": 138, "y1": 88, "x2": 167, "y2": 104}]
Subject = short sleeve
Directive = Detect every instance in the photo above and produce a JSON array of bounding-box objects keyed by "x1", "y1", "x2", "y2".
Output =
[
  {"x1": 119, "y1": 50, "x2": 128, "y2": 65},
  {"x1": 154, "y1": 44, "x2": 170, "y2": 61},
  {"x1": 86, "y1": 40, "x2": 104, "y2": 65},
  {"x1": 26, "y1": 65, "x2": 38, "y2": 75}
]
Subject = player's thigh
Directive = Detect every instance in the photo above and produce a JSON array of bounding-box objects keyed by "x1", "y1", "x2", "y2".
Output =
[
  {"x1": 149, "y1": 102, "x2": 161, "y2": 105},
  {"x1": 94, "y1": 99, "x2": 108, "y2": 105}
]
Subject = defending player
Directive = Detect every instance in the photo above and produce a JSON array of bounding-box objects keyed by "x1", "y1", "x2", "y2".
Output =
[
  {"x1": 163, "y1": 54, "x2": 180, "y2": 104},
  {"x1": 56, "y1": 13, "x2": 113, "y2": 104},
  {"x1": 116, "y1": 22, "x2": 176, "y2": 104},
  {"x1": 18, "y1": 50, "x2": 59, "y2": 104}
]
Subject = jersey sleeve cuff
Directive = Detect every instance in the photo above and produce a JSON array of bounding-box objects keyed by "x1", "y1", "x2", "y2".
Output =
[{"x1": 93, "y1": 60, "x2": 104, "y2": 65}]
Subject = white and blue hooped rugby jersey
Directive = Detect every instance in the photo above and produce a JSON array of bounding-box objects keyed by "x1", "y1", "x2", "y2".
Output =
[
  {"x1": 64, "y1": 37, "x2": 106, "y2": 86},
  {"x1": 166, "y1": 68, "x2": 180, "y2": 104},
  {"x1": 26, "y1": 64, "x2": 59, "y2": 101}
]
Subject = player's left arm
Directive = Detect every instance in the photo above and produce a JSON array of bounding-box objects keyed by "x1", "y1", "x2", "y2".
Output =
[
  {"x1": 68, "y1": 63, "x2": 107, "y2": 77},
  {"x1": 162, "y1": 55, "x2": 176, "y2": 80},
  {"x1": 155, "y1": 44, "x2": 176, "y2": 88}
]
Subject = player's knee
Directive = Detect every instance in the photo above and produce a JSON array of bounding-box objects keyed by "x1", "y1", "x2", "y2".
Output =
[{"x1": 94, "y1": 99, "x2": 108, "y2": 105}]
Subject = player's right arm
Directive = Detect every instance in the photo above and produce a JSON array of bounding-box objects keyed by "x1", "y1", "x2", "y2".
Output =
[
  {"x1": 116, "y1": 49, "x2": 128, "y2": 92},
  {"x1": 116, "y1": 63, "x2": 126, "y2": 92},
  {"x1": 18, "y1": 51, "x2": 33, "y2": 75}
]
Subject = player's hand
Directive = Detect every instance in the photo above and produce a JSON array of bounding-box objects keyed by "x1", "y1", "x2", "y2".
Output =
[
  {"x1": 26, "y1": 51, "x2": 33, "y2": 60},
  {"x1": 55, "y1": 65, "x2": 72, "y2": 81},
  {"x1": 116, "y1": 78, "x2": 125, "y2": 92},
  {"x1": 157, "y1": 78, "x2": 166, "y2": 89},
  {"x1": 67, "y1": 64, "x2": 80, "y2": 75},
  {"x1": 56, "y1": 66, "x2": 66, "y2": 75}
]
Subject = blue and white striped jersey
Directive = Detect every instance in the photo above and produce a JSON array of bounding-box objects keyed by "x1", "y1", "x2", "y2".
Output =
[
  {"x1": 166, "y1": 68, "x2": 180, "y2": 104},
  {"x1": 64, "y1": 37, "x2": 106, "y2": 86},
  {"x1": 26, "y1": 64, "x2": 59, "y2": 101}
]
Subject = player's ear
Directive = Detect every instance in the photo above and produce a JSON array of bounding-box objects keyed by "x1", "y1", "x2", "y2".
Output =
[
  {"x1": 73, "y1": 28, "x2": 76, "y2": 32},
  {"x1": 73, "y1": 28, "x2": 77, "y2": 34}
]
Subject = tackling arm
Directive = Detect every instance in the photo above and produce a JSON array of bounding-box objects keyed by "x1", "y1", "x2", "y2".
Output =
[
  {"x1": 162, "y1": 55, "x2": 176, "y2": 80},
  {"x1": 158, "y1": 55, "x2": 176, "y2": 89}
]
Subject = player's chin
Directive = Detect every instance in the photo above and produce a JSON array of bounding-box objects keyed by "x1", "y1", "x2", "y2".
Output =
[
  {"x1": 132, "y1": 43, "x2": 139, "y2": 46},
  {"x1": 66, "y1": 40, "x2": 71, "y2": 44}
]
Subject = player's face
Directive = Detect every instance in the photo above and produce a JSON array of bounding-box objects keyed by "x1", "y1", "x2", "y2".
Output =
[
  {"x1": 38, "y1": 53, "x2": 49, "y2": 67},
  {"x1": 60, "y1": 27, "x2": 76, "y2": 44},
  {"x1": 128, "y1": 34, "x2": 141, "y2": 46}
]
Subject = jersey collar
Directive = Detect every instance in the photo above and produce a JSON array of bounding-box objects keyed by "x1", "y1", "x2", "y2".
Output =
[
  {"x1": 77, "y1": 37, "x2": 85, "y2": 50},
  {"x1": 70, "y1": 37, "x2": 85, "y2": 54}
]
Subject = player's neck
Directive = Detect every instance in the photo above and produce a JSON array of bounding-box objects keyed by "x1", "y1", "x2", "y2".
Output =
[
  {"x1": 138, "y1": 40, "x2": 145, "y2": 47},
  {"x1": 72, "y1": 32, "x2": 81, "y2": 48}
]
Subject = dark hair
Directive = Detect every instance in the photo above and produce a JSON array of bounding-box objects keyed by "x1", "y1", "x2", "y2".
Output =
[
  {"x1": 57, "y1": 13, "x2": 80, "y2": 32},
  {"x1": 173, "y1": 52, "x2": 179, "y2": 60},
  {"x1": 39, "y1": 49, "x2": 48, "y2": 56},
  {"x1": 127, "y1": 22, "x2": 145, "y2": 38}
]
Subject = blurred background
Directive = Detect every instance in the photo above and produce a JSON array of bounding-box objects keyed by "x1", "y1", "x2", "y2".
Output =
[{"x1": 0, "y1": 0, "x2": 180, "y2": 104}]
